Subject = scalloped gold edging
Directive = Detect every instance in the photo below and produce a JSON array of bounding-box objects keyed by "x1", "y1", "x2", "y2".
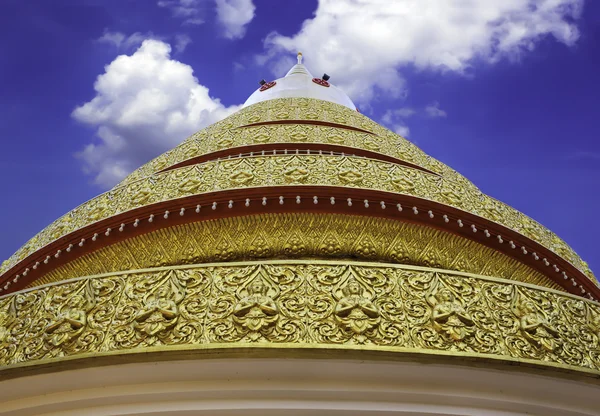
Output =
[{"x1": 35, "y1": 213, "x2": 556, "y2": 290}]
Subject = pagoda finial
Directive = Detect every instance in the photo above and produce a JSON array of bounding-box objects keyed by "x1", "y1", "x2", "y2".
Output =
[{"x1": 297, "y1": 52, "x2": 303, "y2": 64}]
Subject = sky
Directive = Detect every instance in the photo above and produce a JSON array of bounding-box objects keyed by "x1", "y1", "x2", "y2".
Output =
[{"x1": 0, "y1": 0, "x2": 599, "y2": 277}]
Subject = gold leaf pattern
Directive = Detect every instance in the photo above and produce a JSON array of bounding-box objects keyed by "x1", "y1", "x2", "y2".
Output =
[
  {"x1": 36, "y1": 214, "x2": 555, "y2": 290},
  {"x1": 1, "y1": 99, "x2": 592, "y2": 285},
  {"x1": 1, "y1": 261, "x2": 599, "y2": 376}
]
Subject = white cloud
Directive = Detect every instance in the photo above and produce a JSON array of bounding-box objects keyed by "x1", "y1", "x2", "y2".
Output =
[
  {"x1": 157, "y1": 0, "x2": 256, "y2": 38},
  {"x1": 97, "y1": 31, "x2": 151, "y2": 50},
  {"x1": 382, "y1": 108, "x2": 416, "y2": 123},
  {"x1": 174, "y1": 34, "x2": 192, "y2": 53},
  {"x1": 381, "y1": 109, "x2": 412, "y2": 137},
  {"x1": 158, "y1": 0, "x2": 205, "y2": 25},
  {"x1": 262, "y1": 0, "x2": 583, "y2": 103},
  {"x1": 393, "y1": 124, "x2": 411, "y2": 138},
  {"x1": 425, "y1": 102, "x2": 447, "y2": 118},
  {"x1": 73, "y1": 39, "x2": 240, "y2": 188},
  {"x1": 98, "y1": 31, "x2": 191, "y2": 54},
  {"x1": 215, "y1": 0, "x2": 256, "y2": 39}
]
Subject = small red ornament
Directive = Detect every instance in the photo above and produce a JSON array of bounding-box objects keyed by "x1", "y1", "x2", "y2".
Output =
[
  {"x1": 259, "y1": 81, "x2": 276, "y2": 92},
  {"x1": 312, "y1": 78, "x2": 330, "y2": 87}
]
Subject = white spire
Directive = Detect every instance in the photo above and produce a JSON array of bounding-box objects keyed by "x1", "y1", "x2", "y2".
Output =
[{"x1": 243, "y1": 53, "x2": 356, "y2": 110}]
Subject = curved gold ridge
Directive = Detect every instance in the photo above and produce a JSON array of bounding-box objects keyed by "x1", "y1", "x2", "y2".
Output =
[
  {"x1": 0, "y1": 99, "x2": 594, "y2": 287},
  {"x1": 32, "y1": 213, "x2": 557, "y2": 290},
  {"x1": 0, "y1": 151, "x2": 594, "y2": 284},
  {"x1": 1, "y1": 260, "x2": 599, "y2": 377}
]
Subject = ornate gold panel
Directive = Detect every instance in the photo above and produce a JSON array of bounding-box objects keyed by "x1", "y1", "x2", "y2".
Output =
[
  {"x1": 1, "y1": 154, "x2": 593, "y2": 284},
  {"x1": 36, "y1": 213, "x2": 557, "y2": 290},
  {"x1": 120, "y1": 119, "x2": 448, "y2": 187},
  {"x1": 2, "y1": 261, "x2": 600, "y2": 376}
]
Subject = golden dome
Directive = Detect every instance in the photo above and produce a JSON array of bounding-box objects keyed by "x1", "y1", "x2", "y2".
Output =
[{"x1": 1, "y1": 59, "x2": 599, "y2": 382}]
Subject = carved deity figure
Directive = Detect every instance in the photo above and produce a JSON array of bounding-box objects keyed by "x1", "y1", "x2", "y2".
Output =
[
  {"x1": 44, "y1": 295, "x2": 87, "y2": 347},
  {"x1": 431, "y1": 289, "x2": 474, "y2": 342},
  {"x1": 518, "y1": 301, "x2": 560, "y2": 353},
  {"x1": 135, "y1": 286, "x2": 179, "y2": 337},
  {"x1": 233, "y1": 279, "x2": 278, "y2": 333},
  {"x1": 334, "y1": 278, "x2": 380, "y2": 334}
]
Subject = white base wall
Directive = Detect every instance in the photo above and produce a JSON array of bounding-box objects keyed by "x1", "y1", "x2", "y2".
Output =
[{"x1": 0, "y1": 358, "x2": 598, "y2": 415}]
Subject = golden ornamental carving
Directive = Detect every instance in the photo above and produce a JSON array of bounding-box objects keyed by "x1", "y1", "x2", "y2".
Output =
[
  {"x1": 208, "y1": 265, "x2": 301, "y2": 343},
  {"x1": 108, "y1": 269, "x2": 208, "y2": 349},
  {"x1": 334, "y1": 276, "x2": 381, "y2": 340},
  {"x1": 43, "y1": 283, "x2": 94, "y2": 350},
  {"x1": 515, "y1": 298, "x2": 560, "y2": 353},
  {"x1": 134, "y1": 281, "x2": 180, "y2": 339},
  {"x1": 338, "y1": 168, "x2": 363, "y2": 184},
  {"x1": 0, "y1": 99, "x2": 594, "y2": 285},
  {"x1": 233, "y1": 276, "x2": 279, "y2": 339},
  {"x1": 1, "y1": 155, "x2": 592, "y2": 286},
  {"x1": 178, "y1": 175, "x2": 204, "y2": 194},
  {"x1": 116, "y1": 98, "x2": 453, "y2": 188},
  {"x1": 284, "y1": 166, "x2": 310, "y2": 184},
  {"x1": 2, "y1": 261, "x2": 600, "y2": 376},
  {"x1": 37, "y1": 213, "x2": 556, "y2": 290},
  {"x1": 229, "y1": 169, "x2": 254, "y2": 185},
  {"x1": 429, "y1": 285, "x2": 474, "y2": 343}
]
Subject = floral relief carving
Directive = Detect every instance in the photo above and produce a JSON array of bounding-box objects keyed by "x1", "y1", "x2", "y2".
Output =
[
  {"x1": 107, "y1": 269, "x2": 206, "y2": 350},
  {"x1": 514, "y1": 297, "x2": 560, "y2": 353},
  {"x1": 44, "y1": 290, "x2": 92, "y2": 350},
  {"x1": 1, "y1": 261, "x2": 600, "y2": 374},
  {"x1": 229, "y1": 169, "x2": 254, "y2": 185},
  {"x1": 284, "y1": 166, "x2": 310, "y2": 184}
]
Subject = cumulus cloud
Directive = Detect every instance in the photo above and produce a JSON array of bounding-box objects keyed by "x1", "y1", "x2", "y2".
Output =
[
  {"x1": 262, "y1": 0, "x2": 583, "y2": 103},
  {"x1": 73, "y1": 39, "x2": 240, "y2": 188},
  {"x1": 383, "y1": 108, "x2": 416, "y2": 122},
  {"x1": 158, "y1": 0, "x2": 205, "y2": 25},
  {"x1": 381, "y1": 109, "x2": 413, "y2": 137},
  {"x1": 158, "y1": 0, "x2": 256, "y2": 38},
  {"x1": 98, "y1": 31, "x2": 191, "y2": 54},
  {"x1": 174, "y1": 33, "x2": 192, "y2": 53},
  {"x1": 97, "y1": 31, "x2": 151, "y2": 50},
  {"x1": 215, "y1": 0, "x2": 256, "y2": 39},
  {"x1": 425, "y1": 102, "x2": 447, "y2": 118}
]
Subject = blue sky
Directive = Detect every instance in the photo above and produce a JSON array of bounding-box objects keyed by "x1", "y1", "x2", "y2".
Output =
[{"x1": 1, "y1": 0, "x2": 599, "y2": 277}]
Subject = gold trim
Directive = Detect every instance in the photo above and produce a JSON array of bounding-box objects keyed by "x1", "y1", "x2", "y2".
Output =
[
  {"x1": 1, "y1": 260, "x2": 599, "y2": 377},
  {"x1": 35, "y1": 213, "x2": 555, "y2": 289}
]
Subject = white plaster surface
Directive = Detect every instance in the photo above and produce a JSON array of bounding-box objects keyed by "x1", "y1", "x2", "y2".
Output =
[
  {"x1": 0, "y1": 358, "x2": 598, "y2": 415},
  {"x1": 243, "y1": 64, "x2": 356, "y2": 110}
]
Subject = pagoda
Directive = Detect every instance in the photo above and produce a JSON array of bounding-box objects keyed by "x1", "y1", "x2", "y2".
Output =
[{"x1": 0, "y1": 53, "x2": 599, "y2": 414}]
